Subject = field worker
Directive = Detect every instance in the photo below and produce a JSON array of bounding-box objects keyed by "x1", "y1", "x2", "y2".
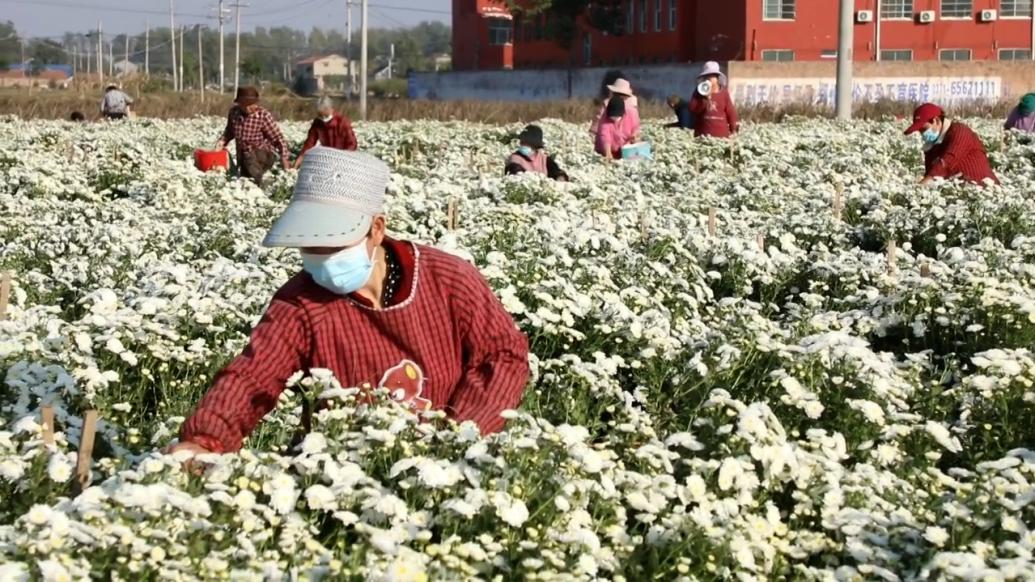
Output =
[
  {"x1": 904, "y1": 103, "x2": 999, "y2": 186},
  {"x1": 100, "y1": 85, "x2": 133, "y2": 120},
  {"x1": 665, "y1": 95, "x2": 693, "y2": 130},
  {"x1": 70, "y1": 111, "x2": 86, "y2": 122},
  {"x1": 170, "y1": 147, "x2": 530, "y2": 459},
  {"x1": 1003, "y1": 93, "x2": 1035, "y2": 133},
  {"x1": 216, "y1": 86, "x2": 289, "y2": 186},
  {"x1": 595, "y1": 98, "x2": 640, "y2": 160},
  {"x1": 689, "y1": 61, "x2": 738, "y2": 138},
  {"x1": 294, "y1": 96, "x2": 358, "y2": 169},
  {"x1": 590, "y1": 77, "x2": 640, "y2": 137},
  {"x1": 504, "y1": 124, "x2": 569, "y2": 181}
]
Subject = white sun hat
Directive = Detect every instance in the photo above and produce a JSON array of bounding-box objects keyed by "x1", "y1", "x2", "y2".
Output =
[
  {"x1": 696, "y1": 61, "x2": 728, "y2": 87},
  {"x1": 262, "y1": 147, "x2": 390, "y2": 248},
  {"x1": 606, "y1": 78, "x2": 634, "y2": 96}
]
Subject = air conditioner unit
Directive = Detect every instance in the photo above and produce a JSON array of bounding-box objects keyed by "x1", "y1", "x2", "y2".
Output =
[
  {"x1": 980, "y1": 9, "x2": 998, "y2": 22},
  {"x1": 918, "y1": 11, "x2": 936, "y2": 24},
  {"x1": 856, "y1": 10, "x2": 874, "y2": 23}
]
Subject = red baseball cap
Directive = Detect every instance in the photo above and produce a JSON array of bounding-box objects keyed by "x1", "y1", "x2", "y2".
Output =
[{"x1": 904, "y1": 103, "x2": 945, "y2": 135}]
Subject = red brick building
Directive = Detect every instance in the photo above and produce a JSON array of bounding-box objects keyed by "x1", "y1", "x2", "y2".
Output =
[{"x1": 452, "y1": 0, "x2": 1035, "y2": 70}]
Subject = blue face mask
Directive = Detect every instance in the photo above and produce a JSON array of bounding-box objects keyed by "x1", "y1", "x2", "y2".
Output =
[
  {"x1": 301, "y1": 239, "x2": 374, "y2": 295},
  {"x1": 921, "y1": 127, "x2": 940, "y2": 144},
  {"x1": 517, "y1": 145, "x2": 534, "y2": 157}
]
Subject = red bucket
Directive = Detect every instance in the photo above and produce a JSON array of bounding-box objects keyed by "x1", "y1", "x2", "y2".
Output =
[{"x1": 194, "y1": 149, "x2": 230, "y2": 173}]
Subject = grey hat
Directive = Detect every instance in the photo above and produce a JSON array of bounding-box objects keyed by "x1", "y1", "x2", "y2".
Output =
[{"x1": 262, "y1": 147, "x2": 389, "y2": 248}]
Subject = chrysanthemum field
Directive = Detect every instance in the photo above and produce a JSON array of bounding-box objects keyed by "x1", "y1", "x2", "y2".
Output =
[{"x1": 2, "y1": 114, "x2": 1035, "y2": 581}]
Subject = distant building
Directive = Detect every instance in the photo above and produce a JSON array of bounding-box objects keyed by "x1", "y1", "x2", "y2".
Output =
[
  {"x1": 294, "y1": 54, "x2": 354, "y2": 94},
  {"x1": 0, "y1": 67, "x2": 71, "y2": 88},
  {"x1": 432, "y1": 53, "x2": 452, "y2": 71},
  {"x1": 374, "y1": 64, "x2": 393, "y2": 80},
  {"x1": 453, "y1": 0, "x2": 1035, "y2": 69}
]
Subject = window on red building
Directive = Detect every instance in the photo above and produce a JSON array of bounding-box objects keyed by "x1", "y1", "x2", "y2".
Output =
[
  {"x1": 881, "y1": 49, "x2": 913, "y2": 61},
  {"x1": 583, "y1": 34, "x2": 592, "y2": 65},
  {"x1": 655, "y1": 0, "x2": 663, "y2": 31},
  {"x1": 763, "y1": 0, "x2": 795, "y2": 20},
  {"x1": 639, "y1": 0, "x2": 648, "y2": 32},
  {"x1": 1002, "y1": 0, "x2": 1033, "y2": 17},
  {"x1": 627, "y1": 1, "x2": 635, "y2": 33},
  {"x1": 669, "y1": 0, "x2": 678, "y2": 31},
  {"x1": 761, "y1": 49, "x2": 794, "y2": 61},
  {"x1": 881, "y1": 0, "x2": 913, "y2": 19},
  {"x1": 939, "y1": 48, "x2": 971, "y2": 61},
  {"x1": 940, "y1": 0, "x2": 972, "y2": 19},
  {"x1": 488, "y1": 18, "x2": 513, "y2": 46},
  {"x1": 1000, "y1": 48, "x2": 1032, "y2": 60}
]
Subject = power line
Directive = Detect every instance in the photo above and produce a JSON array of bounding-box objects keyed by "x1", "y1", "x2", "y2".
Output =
[{"x1": 0, "y1": 0, "x2": 210, "y2": 19}]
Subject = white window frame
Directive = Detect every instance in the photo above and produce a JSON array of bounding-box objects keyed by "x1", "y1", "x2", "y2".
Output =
[
  {"x1": 999, "y1": 48, "x2": 1032, "y2": 60},
  {"x1": 1001, "y1": 0, "x2": 1033, "y2": 18},
  {"x1": 940, "y1": 0, "x2": 973, "y2": 19},
  {"x1": 881, "y1": 0, "x2": 914, "y2": 19},
  {"x1": 820, "y1": 49, "x2": 838, "y2": 59},
  {"x1": 763, "y1": 0, "x2": 796, "y2": 21},
  {"x1": 639, "y1": 0, "x2": 648, "y2": 32},
  {"x1": 761, "y1": 49, "x2": 795, "y2": 61},
  {"x1": 669, "y1": 0, "x2": 678, "y2": 31},
  {"x1": 654, "y1": 0, "x2": 663, "y2": 31},
  {"x1": 880, "y1": 49, "x2": 913, "y2": 61},
  {"x1": 487, "y1": 18, "x2": 513, "y2": 46},
  {"x1": 939, "y1": 48, "x2": 972, "y2": 61}
]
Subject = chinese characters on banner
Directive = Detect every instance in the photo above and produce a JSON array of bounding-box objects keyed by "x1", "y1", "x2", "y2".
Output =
[{"x1": 730, "y1": 77, "x2": 1002, "y2": 107}]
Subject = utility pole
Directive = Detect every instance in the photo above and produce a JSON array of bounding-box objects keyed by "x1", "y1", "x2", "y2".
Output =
[
  {"x1": 835, "y1": 0, "x2": 853, "y2": 120},
  {"x1": 179, "y1": 25, "x2": 185, "y2": 91},
  {"x1": 346, "y1": 0, "x2": 353, "y2": 98},
  {"x1": 123, "y1": 35, "x2": 129, "y2": 78},
  {"x1": 360, "y1": 0, "x2": 368, "y2": 120},
  {"x1": 170, "y1": 0, "x2": 177, "y2": 91},
  {"x1": 217, "y1": 0, "x2": 228, "y2": 94},
  {"x1": 108, "y1": 40, "x2": 113, "y2": 78},
  {"x1": 145, "y1": 20, "x2": 150, "y2": 76},
  {"x1": 198, "y1": 25, "x2": 205, "y2": 102},
  {"x1": 97, "y1": 21, "x2": 104, "y2": 86},
  {"x1": 388, "y1": 43, "x2": 394, "y2": 80},
  {"x1": 232, "y1": 2, "x2": 247, "y2": 94}
]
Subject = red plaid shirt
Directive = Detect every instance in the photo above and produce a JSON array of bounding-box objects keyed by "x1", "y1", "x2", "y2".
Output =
[
  {"x1": 180, "y1": 239, "x2": 530, "y2": 452},
  {"x1": 299, "y1": 114, "x2": 358, "y2": 155},
  {"x1": 221, "y1": 106, "x2": 288, "y2": 160},
  {"x1": 924, "y1": 121, "x2": 999, "y2": 185}
]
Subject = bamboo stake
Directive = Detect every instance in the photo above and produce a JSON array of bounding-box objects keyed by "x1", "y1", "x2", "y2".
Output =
[
  {"x1": 639, "y1": 210, "x2": 649, "y2": 240},
  {"x1": 75, "y1": 410, "x2": 98, "y2": 489},
  {"x1": 920, "y1": 261, "x2": 932, "y2": 278},
  {"x1": 41, "y1": 405, "x2": 55, "y2": 447},
  {"x1": 707, "y1": 207, "x2": 717, "y2": 237},
  {"x1": 886, "y1": 241, "x2": 898, "y2": 274},
  {"x1": 756, "y1": 233, "x2": 765, "y2": 252},
  {"x1": 0, "y1": 271, "x2": 11, "y2": 320}
]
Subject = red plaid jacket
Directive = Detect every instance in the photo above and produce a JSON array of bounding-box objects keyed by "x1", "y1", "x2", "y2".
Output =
[
  {"x1": 924, "y1": 122, "x2": 999, "y2": 185},
  {"x1": 221, "y1": 106, "x2": 288, "y2": 160},
  {"x1": 180, "y1": 239, "x2": 530, "y2": 452},
  {"x1": 299, "y1": 114, "x2": 358, "y2": 155}
]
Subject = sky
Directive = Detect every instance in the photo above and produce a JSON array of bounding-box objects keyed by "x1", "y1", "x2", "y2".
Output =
[{"x1": 1, "y1": 0, "x2": 452, "y2": 38}]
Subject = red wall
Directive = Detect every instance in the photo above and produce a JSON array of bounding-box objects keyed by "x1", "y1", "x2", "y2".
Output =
[{"x1": 453, "y1": 0, "x2": 1035, "y2": 70}]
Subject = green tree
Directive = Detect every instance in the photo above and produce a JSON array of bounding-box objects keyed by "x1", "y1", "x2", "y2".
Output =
[
  {"x1": 0, "y1": 21, "x2": 21, "y2": 69},
  {"x1": 509, "y1": 0, "x2": 624, "y2": 47}
]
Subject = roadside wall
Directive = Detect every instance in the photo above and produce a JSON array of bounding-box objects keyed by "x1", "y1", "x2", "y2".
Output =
[{"x1": 409, "y1": 61, "x2": 1035, "y2": 105}]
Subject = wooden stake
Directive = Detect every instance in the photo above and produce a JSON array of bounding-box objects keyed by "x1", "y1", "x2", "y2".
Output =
[
  {"x1": 447, "y1": 198, "x2": 457, "y2": 231},
  {"x1": 886, "y1": 241, "x2": 898, "y2": 274},
  {"x1": 833, "y1": 182, "x2": 844, "y2": 222},
  {"x1": 639, "y1": 210, "x2": 649, "y2": 240},
  {"x1": 920, "y1": 261, "x2": 932, "y2": 278},
  {"x1": 707, "y1": 207, "x2": 717, "y2": 237},
  {"x1": 41, "y1": 406, "x2": 55, "y2": 447},
  {"x1": 756, "y1": 233, "x2": 765, "y2": 252},
  {"x1": 0, "y1": 271, "x2": 11, "y2": 321},
  {"x1": 75, "y1": 410, "x2": 98, "y2": 489}
]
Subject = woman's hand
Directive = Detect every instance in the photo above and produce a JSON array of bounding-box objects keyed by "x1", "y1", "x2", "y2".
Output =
[{"x1": 165, "y1": 441, "x2": 213, "y2": 475}]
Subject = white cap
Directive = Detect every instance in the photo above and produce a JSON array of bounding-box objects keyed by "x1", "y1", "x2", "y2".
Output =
[{"x1": 262, "y1": 147, "x2": 389, "y2": 248}]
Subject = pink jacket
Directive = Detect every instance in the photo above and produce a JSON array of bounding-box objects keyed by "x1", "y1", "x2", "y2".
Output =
[
  {"x1": 590, "y1": 95, "x2": 640, "y2": 136},
  {"x1": 595, "y1": 114, "x2": 639, "y2": 157},
  {"x1": 506, "y1": 150, "x2": 549, "y2": 175}
]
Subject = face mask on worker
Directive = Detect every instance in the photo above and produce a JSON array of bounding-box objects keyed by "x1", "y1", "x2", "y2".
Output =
[
  {"x1": 921, "y1": 125, "x2": 941, "y2": 145},
  {"x1": 301, "y1": 239, "x2": 375, "y2": 295},
  {"x1": 517, "y1": 145, "x2": 534, "y2": 157},
  {"x1": 320, "y1": 114, "x2": 333, "y2": 123}
]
